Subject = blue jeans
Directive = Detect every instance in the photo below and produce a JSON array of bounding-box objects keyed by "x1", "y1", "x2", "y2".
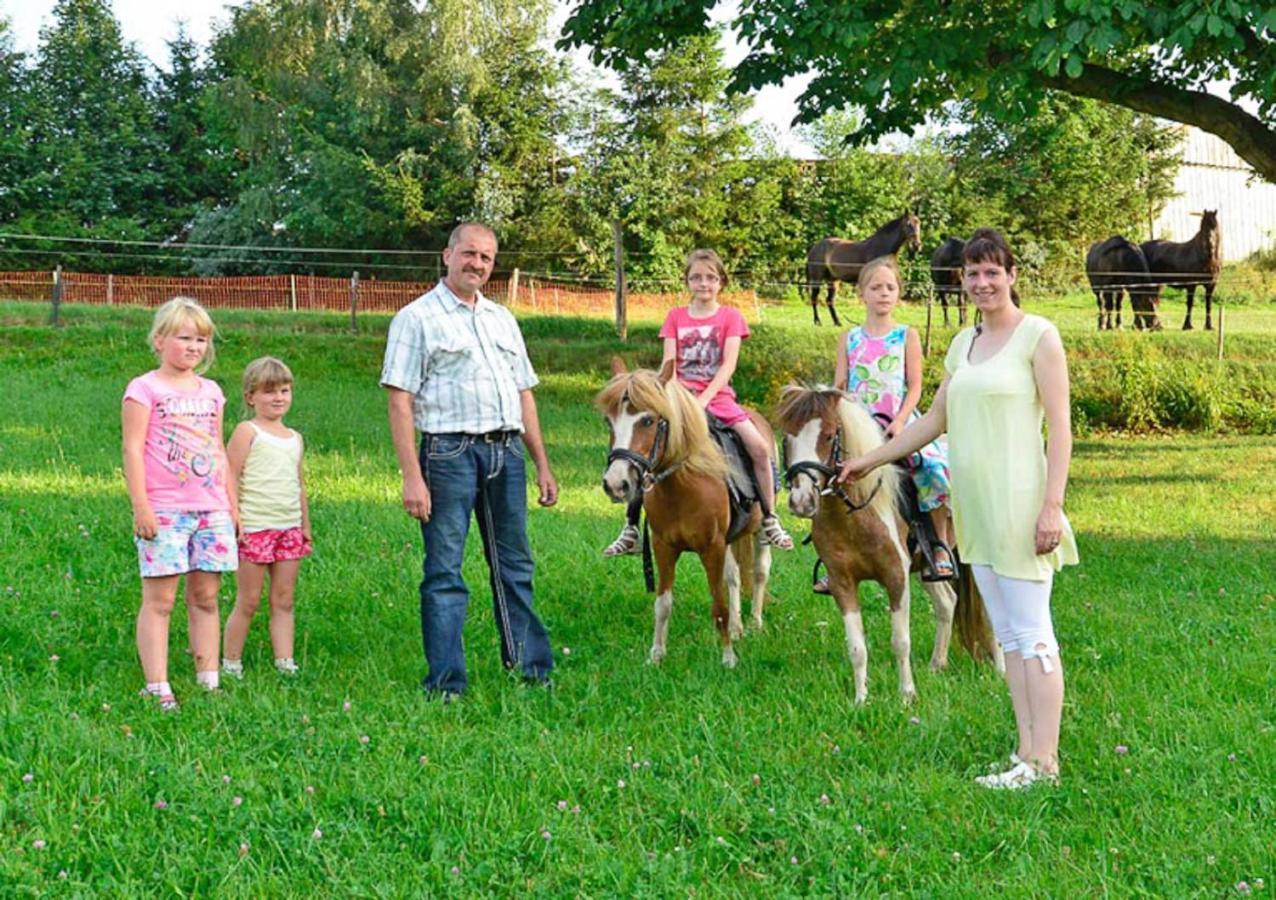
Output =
[{"x1": 418, "y1": 432, "x2": 553, "y2": 693}]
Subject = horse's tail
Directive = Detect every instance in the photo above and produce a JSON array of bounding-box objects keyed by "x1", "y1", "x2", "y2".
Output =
[{"x1": 954, "y1": 561, "x2": 996, "y2": 662}]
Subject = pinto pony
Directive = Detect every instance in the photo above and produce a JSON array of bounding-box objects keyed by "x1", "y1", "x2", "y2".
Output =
[
  {"x1": 775, "y1": 386, "x2": 998, "y2": 703},
  {"x1": 596, "y1": 360, "x2": 773, "y2": 668}
]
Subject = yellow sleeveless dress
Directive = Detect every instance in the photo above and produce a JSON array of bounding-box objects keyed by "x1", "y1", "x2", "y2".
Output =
[{"x1": 943, "y1": 314, "x2": 1079, "y2": 580}]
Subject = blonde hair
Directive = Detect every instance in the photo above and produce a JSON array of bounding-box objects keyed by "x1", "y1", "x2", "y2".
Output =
[
  {"x1": 856, "y1": 256, "x2": 902, "y2": 294},
  {"x1": 684, "y1": 248, "x2": 729, "y2": 288},
  {"x1": 242, "y1": 356, "x2": 294, "y2": 400},
  {"x1": 149, "y1": 296, "x2": 216, "y2": 373}
]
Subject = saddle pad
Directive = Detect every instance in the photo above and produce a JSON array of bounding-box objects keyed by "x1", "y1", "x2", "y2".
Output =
[{"x1": 707, "y1": 415, "x2": 759, "y2": 543}]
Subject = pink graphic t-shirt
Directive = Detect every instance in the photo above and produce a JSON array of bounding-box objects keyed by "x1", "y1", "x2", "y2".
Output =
[
  {"x1": 659, "y1": 305, "x2": 751, "y2": 425},
  {"x1": 123, "y1": 371, "x2": 230, "y2": 511}
]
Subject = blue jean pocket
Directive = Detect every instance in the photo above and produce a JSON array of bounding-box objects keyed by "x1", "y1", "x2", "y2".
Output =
[{"x1": 428, "y1": 435, "x2": 469, "y2": 459}]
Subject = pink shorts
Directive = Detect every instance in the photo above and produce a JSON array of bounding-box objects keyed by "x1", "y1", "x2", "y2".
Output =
[{"x1": 238, "y1": 528, "x2": 312, "y2": 565}]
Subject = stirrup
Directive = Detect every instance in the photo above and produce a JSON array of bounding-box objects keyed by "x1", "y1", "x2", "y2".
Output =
[
  {"x1": 603, "y1": 524, "x2": 641, "y2": 557},
  {"x1": 761, "y1": 515, "x2": 794, "y2": 550},
  {"x1": 920, "y1": 540, "x2": 957, "y2": 583}
]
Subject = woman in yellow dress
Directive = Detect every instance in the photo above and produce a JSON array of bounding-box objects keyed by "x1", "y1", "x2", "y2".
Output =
[{"x1": 838, "y1": 228, "x2": 1078, "y2": 789}]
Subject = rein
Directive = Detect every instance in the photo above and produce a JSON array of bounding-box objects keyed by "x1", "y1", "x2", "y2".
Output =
[{"x1": 783, "y1": 424, "x2": 882, "y2": 514}]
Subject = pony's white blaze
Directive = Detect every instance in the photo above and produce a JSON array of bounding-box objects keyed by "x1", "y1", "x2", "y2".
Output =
[
  {"x1": 603, "y1": 404, "x2": 643, "y2": 501},
  {"x1": 786, "y1": 419, "x2": 824, "y2": 517}
]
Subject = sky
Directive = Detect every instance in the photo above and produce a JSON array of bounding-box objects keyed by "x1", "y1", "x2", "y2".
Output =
[{"x1": 1, "y1": 0, "x2": 818, "y2": 156}]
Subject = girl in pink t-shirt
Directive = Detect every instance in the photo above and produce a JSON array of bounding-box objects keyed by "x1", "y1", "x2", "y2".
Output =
[
  {"x1": 602, "y1": 249, "x2": 793, "y2": 555},
  {"x1": 122, "y1": 297, "x2": 237, "y2": 711}
]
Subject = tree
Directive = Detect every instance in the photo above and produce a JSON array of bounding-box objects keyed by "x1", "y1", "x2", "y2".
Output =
[
  {"x1": 18, "y1": 0, "x2": 163, "y2": 254},
  {"x1": 561, "y1": 0, "x2": 1276, "y2": 183},
  {"x1": 153, "y1": 24, "x2": 231, "y2": 242},
  {"x1": 566, "y1": 31, "x2": 759, "y2": 283},
  {"x1": 943, "y1": 96, "x2": 1182, "y2": 276},
  {"x1": 0, "y1": 20, "x2": 36, "y2": 229}
]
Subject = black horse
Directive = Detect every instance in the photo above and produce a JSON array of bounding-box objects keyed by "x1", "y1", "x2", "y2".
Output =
[
  {"x1": 806, "y1": 212, "x2": 922, "y2": 326},
  {"x1": 1085, "y1": 236, "x2": 1161, "y2": 331},
  {"x1": 1141, "y1": 210, "x2": 1221, "y2": 330},
  {"x1": 929, "y1": 237, "x2": 966, "y2": 326}
]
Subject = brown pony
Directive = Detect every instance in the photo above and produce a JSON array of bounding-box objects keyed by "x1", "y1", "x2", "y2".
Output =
[
  {"x1": 596, "y1": 360, "x2": 773, "y2": 668},
  {"x1": 806, "y1": 212, "x2": 922, "y2": 326},
  {"x1": 775, "y1": 386, "x2": 999, "y2": 703}
]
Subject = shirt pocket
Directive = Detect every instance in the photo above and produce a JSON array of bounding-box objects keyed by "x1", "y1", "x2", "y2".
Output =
[
  {"x1": 493, "y1": 333, "x2": 526, "y2": 385},
  {"x1": 427, "y1": 335, "x2": 477, "y2": 380}
]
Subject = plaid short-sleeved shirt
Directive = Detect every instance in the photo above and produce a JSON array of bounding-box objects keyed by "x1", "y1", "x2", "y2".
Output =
[{"x1": 380, "y1": 282, "x2": 538, "y2": 434}]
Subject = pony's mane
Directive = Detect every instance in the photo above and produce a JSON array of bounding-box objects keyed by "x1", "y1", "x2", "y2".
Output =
[
  {"x1": 595, "y1": 370, "x2": 728, "y2": 481},
  {"x1": 775, "y1": 384, "x2": 898, "y2": 516}
]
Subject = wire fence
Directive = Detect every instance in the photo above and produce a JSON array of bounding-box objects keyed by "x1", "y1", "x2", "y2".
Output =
[{"x1": 1, "y1": 263, "x2": 1270, "y2": 324}]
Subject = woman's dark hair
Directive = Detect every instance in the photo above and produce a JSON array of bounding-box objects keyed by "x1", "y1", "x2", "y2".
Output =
[{"x1": 961, "y1": 227, "x2": 1021, "y2": 308}]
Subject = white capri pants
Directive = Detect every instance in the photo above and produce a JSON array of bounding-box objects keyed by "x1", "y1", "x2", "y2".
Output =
[{"x1": 971, "y1": 565, "x2": 1059, "y2": 672}]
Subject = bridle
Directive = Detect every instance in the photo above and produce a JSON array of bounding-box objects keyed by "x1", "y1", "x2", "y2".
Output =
[
  {"x1": 606, "y1": 392, "x2": 679, "y2": 492},
  {"x1": 783, "y1": 420, "x2": 881, "y2": 514}
]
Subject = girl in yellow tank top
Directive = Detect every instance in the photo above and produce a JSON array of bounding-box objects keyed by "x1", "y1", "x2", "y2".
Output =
[{"x1": 223, "y1": 357, "x2": 312, "y2": 679}]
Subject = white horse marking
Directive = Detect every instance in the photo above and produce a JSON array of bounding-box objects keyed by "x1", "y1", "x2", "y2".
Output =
[
  {"x1": 724, "y1": 546, "x2": 743, "y2": 640},
  {"x1": 649, "y1": 590, "x2": 673, "y2": 665},
  {"x1": 785, "y1": 419, "x2": 824, "y2": 518},
  {"x1": 603, "y1": 404, "x2": 643, "y2": 501},
  {"x1": 843, "y1": 609, "x2": 869, "y2": 704}
]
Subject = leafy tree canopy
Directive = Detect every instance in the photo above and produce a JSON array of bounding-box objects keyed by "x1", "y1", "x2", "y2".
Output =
[{"x1": 561, "y1": 0, "x2": 1276, "y2": 182}]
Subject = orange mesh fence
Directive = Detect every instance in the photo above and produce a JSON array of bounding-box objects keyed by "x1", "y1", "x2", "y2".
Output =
[{"x1": 0, "y1": 270, "x2": 774, "y2": 319}]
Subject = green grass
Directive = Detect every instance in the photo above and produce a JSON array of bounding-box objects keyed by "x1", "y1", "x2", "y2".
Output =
[{"x1": 1, "y1": 302, "x2": 1273, "y2": 895}]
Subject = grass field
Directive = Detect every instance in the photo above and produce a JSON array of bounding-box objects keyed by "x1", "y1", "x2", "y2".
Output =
[{"x1": 1, "y1": 299, "x2": 1273, "y2": 895}]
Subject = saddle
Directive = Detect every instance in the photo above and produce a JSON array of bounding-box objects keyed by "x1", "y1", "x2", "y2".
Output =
[{"x1": 706, "y1": 414, "x2": 764, "y2": 544}]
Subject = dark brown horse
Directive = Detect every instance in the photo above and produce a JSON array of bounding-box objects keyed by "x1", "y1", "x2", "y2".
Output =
[
  {"x1": 929, "y1": 236, "x2": 966, "y2": 326},
  {"x1": 1085, "y1": 235, "x2": 1162, "y2": 331},
  {"x1": 597, "y1": 360, "x2": 773, "y2": 668},
  {"x1": 1141, "y1": 210, "x2": 1221, "y2": 330},
  {"x1": 806, "y1": 212, "x2": 922, "y2": 326}
]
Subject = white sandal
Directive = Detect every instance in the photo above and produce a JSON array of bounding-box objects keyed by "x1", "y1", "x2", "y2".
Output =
[
  {"x1": 975, "y1": 760, "x2": 1058, "y2": 790},
  {"x1": 603, "y1": 524, "x2": 640, "y2": 557},
  {"x1": 761, "y1": 515, "x2": 794, "y2": 550}
]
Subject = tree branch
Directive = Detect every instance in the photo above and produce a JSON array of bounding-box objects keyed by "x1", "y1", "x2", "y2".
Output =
[{"x1": 1038, "y1": 62, "x2": 1276, "y2": 182}]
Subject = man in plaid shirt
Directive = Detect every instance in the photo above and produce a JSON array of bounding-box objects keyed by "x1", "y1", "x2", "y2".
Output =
[{"x1": 382, "y1": 222, "x2": 557, "y2": 699}]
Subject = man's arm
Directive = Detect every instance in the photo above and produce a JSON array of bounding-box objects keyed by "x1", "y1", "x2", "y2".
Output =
[
  {"x1": 387, "y1": 387, "x2": 430, "y2": 520},
  {"x1": 519, "y1": 389, "x2": 557, "y2": 507}
]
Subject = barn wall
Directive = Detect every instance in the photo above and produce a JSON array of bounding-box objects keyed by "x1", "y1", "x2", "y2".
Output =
[{"x1": 1152, "y1": 127, "x2": 1276, "y2": 262}]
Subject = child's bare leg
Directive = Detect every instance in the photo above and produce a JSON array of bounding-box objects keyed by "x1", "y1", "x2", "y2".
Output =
[
  {"x1": 733, "y1": 419, "x2": 792, "y2": 549},
  {"x1": 185, "y1": 571, "x2": 222, "y2": 677},
  {"x1": 267, "y1": 559, "x2": 301, "y2": 661},
  {"x1": 732, "y1": 419, "x2": 777, "y2": 513},
  {"x1": 929, "y1": 507, "x2": 953, "y2": 548},
  {"x1": 223, "y1": 561, "x2": 267, "y2": 662},
  {"x1": 137, "y1": 575, "x2": 181, "y2": 684}
]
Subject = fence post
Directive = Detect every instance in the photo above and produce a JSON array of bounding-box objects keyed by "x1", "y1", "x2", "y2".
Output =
[
  {"x1": 529, "y1": 277, "x2": 537, "y2": 310},
  {"x1": 49, "y1": 265, "x2": 63, "y2": 326},
  {"x1": 350, "y1": 270, "x2": 360, "y2": 333},
  {"x1": 107, "y1": 273, "x2": 114, "y2": 306},
  {"x1": 1216, "y1": 305, "x2": 1225, "y2": 360},
  {"x1": 289, "y1": 273, "x2": 298, "y2": 312},
  {"x1": 509, "y1": 268, "x2": 520, "y2": 307},
  {"x1": 612, "y1": 219, "x2": 627, "y2": 341},
  {"x1": 923, "y1": 281, "x2": 934, "y2": 357}
]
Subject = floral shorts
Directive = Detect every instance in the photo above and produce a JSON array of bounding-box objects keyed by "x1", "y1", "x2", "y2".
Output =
[
  {"x1": 137, "y1": 510, "x2": 238, "y2": 578},
  {"x1": 239, "y1": 527, "x2": 312, "y2": 565}
]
